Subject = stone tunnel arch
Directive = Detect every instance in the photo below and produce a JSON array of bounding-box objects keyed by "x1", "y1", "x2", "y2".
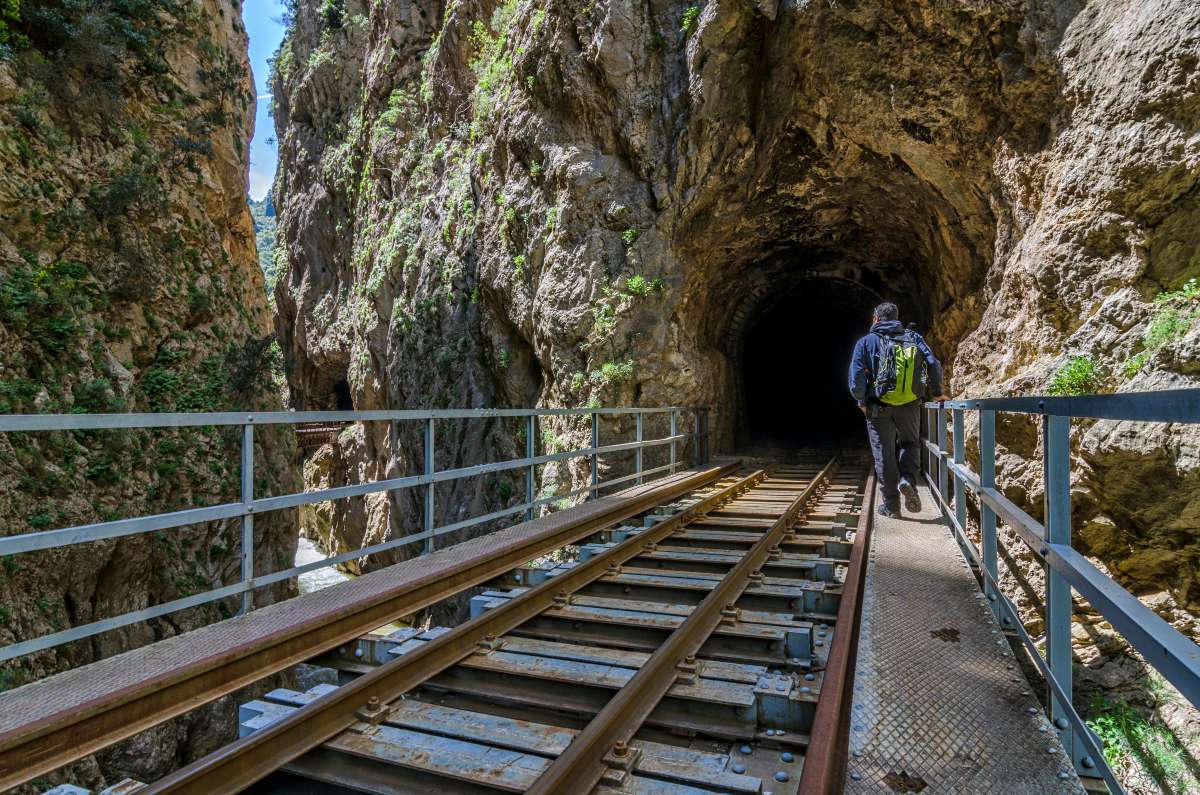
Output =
[{"x1": 689, "y1": 252, "x2": 955, "y2": 452}]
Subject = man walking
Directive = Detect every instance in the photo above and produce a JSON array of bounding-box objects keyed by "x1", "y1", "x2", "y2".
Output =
[{"x1": 848, "y1": 302, "x2": 947, "y2": 518}]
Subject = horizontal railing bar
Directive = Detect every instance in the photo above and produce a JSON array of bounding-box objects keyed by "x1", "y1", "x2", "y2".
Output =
[
  {"x1": 1, "y1": 459, "x2": 692, "y2": 661},
  {"x1": 926, "y1": 436, "x2": 1200, "y2": 711},
  {"x1": 0, "y1": 407, "x2": 693, "y2": 433},
  {"x1": 935, "y1": 453, "x2": 1046, "y2": 551},
  {"x1": 926, "y1": 388, "x2": 1200, "y2": 423},
  {"x1": 0, "y1": 503, "x2": 246, "y2": 556},
  {"x1": 0, "y1": 434, "x2": 691, "y2": 557},
  {"x1": 594, "y1": 461, "x2": 676, "y2": 491},
  {"x1": 0, "y1": 580, "x2": 251, "y2": 663},
  {"x1": 977, "y1": 557, "x2": 1124, "y2": 792},
  {"x1": 1046, "y1": 543, "x2": 1200, "y2": 707}
]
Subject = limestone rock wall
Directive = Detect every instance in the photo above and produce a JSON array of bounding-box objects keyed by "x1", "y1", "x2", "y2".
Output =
[
  {"x1": 274, "y1": 0, "x2": 1196, "y2": 613},
  {"x1": 0, "y1": 0, "x2": 298, "y2": 788}
]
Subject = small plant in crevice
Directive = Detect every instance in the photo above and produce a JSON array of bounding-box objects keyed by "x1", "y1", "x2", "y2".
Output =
[
  {"x1": 681, "y1": 5, "x2": 700, "y2": 35},
  {"x1": 1086, "y1": 696, "x2": 1198, "y2": 793},
  {"x1": 621, "y1": 227, "x2": 639, "y2": 247},
  {"x1": 626, "y1": 275, "x2": 664, "y2": 296},
  {"x1": 1121, "y1": 277, "x2": 1199, "y2": 377},
  {"x1": 1047, "y1": 355, "x2": 1101, "y2": 396}
]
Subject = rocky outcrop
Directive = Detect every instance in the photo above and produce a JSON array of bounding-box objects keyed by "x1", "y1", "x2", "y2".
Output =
[
  {"x1": 273, "y1": 0, "x2": 1197, "y2": 597},
  {"x1": 0, "y1": 1, "x2": 297, "y2": 789}
]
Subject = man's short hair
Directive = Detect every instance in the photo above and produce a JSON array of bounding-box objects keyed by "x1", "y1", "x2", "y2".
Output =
[{"x1": 873, "y1": 302, "x2": 899, "y2": 321}]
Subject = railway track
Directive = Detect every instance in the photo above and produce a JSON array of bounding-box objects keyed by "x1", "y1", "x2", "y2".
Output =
[{"x1": 142, "y1": 455, "x2": 868, "y2": 795}]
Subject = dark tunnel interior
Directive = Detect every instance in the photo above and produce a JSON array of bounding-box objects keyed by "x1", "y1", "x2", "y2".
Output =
[
  {"x1": 741, "y1": 298, "x2": 870, "y2": 448},
  {"x1": 735, "y1": 275, "x2": 931, "y2": 450}
]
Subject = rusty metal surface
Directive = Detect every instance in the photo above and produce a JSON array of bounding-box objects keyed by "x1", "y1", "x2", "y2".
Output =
[
  {"x1": 144, "y1": 467, "x2": 762, "y2": 794},
  {"x1": 0, "y1": 464, "x2": 734, "y2": 792},
  {"x1": 208, "y1": 457, "x2": 867, "y2": 795},
  {"x1": 845, "y1": 483, "x2": 1086, "y2": 794},
  {"x1": 798, "y1": 469, "x2": 873, "y2": 795},
  {"x1": 525, "y1": 459, "x2": 837, "y2": 795}
]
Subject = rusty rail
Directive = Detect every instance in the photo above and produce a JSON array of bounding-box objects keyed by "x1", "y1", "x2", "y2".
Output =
[
  {"x1": 143, "y1": 468, "x2": 764, "y2": 794},
  {"x1": 798, "y1": 471, "x2": 875, "y2": 795},
  {"x1": 526, "y1": 457, "x2": 838, "y2": 795}
]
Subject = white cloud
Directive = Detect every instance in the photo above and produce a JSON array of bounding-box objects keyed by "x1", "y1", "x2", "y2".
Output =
[{"x1": 257, "y1": 94, "x2": 271, "y2": 101}]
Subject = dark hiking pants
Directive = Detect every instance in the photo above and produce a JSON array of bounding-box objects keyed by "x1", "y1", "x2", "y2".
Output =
[{"x1": 864, "y1": 400, "x2": 921, "y2": 511}]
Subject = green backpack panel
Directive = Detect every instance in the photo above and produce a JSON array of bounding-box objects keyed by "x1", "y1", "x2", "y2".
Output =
[{"x1": 874, "y1": 333, "x2": 922, "y2": 406}]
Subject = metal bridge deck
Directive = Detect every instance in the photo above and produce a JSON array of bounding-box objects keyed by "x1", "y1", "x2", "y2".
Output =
[{"x1": 846, "y1": 483, "x2": 1085, "y2": 794}]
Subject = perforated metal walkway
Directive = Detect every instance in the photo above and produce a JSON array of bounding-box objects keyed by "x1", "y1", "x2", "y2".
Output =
[{"x1": 846, "y1": 483, "x2": 1086, "y2": 794}]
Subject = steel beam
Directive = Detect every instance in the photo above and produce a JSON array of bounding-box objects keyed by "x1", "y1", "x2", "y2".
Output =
[
  {"x1": 978, "y1": 410, "x2": 1001, "y2": 624},
  {"x1": 240, "y1": 422, "x2": 255, "y2": 616}
]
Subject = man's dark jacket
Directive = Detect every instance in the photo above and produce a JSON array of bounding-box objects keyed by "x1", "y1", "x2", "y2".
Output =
[{"x1": 848, "y1": 320, "x2": 944, "y2": 405}]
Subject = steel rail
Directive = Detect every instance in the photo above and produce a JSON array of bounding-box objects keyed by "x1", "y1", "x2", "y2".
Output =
[
  {"x1": 141, "y1": 468, "x2": 765, "y2": 794},
  {"x1": 526, "y1": 457, "x2": 839, "y2": 795},
  {"x1": 0, "y1": 463, "x2": 737, "y2": 792},
  {"x1": 798, "y1": 471, "x2": 874, "y2": 795}
]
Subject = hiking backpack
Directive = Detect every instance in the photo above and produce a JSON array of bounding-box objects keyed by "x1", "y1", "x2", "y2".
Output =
[{"x1": 873, "y1": 332, "x2": 923, "y2": 405}]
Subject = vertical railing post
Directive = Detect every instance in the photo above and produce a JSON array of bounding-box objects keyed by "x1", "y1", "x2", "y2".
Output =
[
  {"x1": 239, "y1": 419, "x2": 254, "y2": 616},
  {"x1": 526, "y1": 414, "x2": 536, "y2": 520},
  {"x1": 979, "y1": 409, "x2": 1001, "y2": 623},
  {"x1": 936, "y1": 406, "x2": 948, "y2": 499},
  {"x1": 693, "y1": 410, "x2": 703, "y2": 467},
  {"x1": 669, "y1": 409, "x2": 678, "y2": 475},
  {"x1": 701, "y1": 408, "x2": 710, "y2": 465},
  {"x1": 952, "y1": 408, "x2": 967, "y2": 536},
  {"x1": 635, "y1": 411, "x2": 644, "y2": 485},
  {"x1": 590, "y1": 411, "x2": 599, "y2": 500},
  {"x1": 424, "y1": 417, "x2": 435, "y2": 554},
  {"x1": 1044, "y1": 413, "x2": 1079, "y2": 767}
]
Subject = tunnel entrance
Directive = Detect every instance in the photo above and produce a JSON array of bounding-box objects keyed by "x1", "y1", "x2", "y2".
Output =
[{"x1": 741, "y1": 288, "x2": 873, "y2": 448}]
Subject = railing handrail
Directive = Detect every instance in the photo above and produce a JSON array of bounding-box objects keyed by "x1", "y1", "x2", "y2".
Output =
[
  {"x1": 936, "y1": 387, "x2": 1200, "y2": 423},
  {"x1": 0, "y1": 405, "x2": 694, "y2": 433},
  {"x1": 921, "y1": 392, "x2": 1200, "y2": 794},
  {"x1": 0, "y1": 405, "x2": 715, "y2": 664}
]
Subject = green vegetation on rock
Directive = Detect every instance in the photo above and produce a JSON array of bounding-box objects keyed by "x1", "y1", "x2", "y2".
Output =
[
  {"x1": 1048, "y1": 355, "x2": 1101, "y2": 396},
  {"x1": 249, "y1": 196, "x2": 280, "y2": 294},
  {"x1": 1122, "y1": 278, "x2": 1199, "y2": 377}
]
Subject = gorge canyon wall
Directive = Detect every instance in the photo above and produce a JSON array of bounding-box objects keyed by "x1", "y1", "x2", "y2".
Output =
[
  {"x1": 0, "y1": 0, "x2": 297, "y2": 789},
  {"x1": 271, "y1": 0, "x2": 1198, "y2": 783}
]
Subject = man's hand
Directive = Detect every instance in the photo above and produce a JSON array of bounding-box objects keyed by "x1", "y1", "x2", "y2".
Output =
[
  {"x1": 858, "y1": 402, "x2": 867, "y2": 414},
  {"x1": 934, "y1": 394, "x2": 952, "y2": 402}
]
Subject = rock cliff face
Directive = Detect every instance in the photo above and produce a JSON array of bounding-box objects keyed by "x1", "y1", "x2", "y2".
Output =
[
  {"x1": 274, "y1": 0, "x2": 1197, "y2": 612},
  {"x1": 273, "y1": 0, "x2": 1200, "y2": 778},
  {"x1": 0, "y1": 0, "x2": 297, "y2": 788}
]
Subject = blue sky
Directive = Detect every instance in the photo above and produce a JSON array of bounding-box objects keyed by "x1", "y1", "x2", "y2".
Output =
[{"x1": 244, "y1": 1, "x2": 288, "y2": 201}]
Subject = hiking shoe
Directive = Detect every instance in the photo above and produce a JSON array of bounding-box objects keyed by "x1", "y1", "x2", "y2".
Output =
[
  {"x1": 877, "y1": 503, "x2": 901, "y2": 519},
  {"x1": 899, "y1": 481, "x2": 922, "y2": 513}
]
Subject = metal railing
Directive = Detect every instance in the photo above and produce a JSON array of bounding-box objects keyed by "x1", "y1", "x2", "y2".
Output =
[
  {"x1": 922, "y1": 389, "x2": 1200, "y2": 792},
  {"x1": 0, "y1": 406, "x2": 714, "y2": 665}
]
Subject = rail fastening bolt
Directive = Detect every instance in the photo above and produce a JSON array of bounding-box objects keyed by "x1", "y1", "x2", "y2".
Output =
[{"x1": 613, "y1": 740, "x2": 628, "y2": 757}]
